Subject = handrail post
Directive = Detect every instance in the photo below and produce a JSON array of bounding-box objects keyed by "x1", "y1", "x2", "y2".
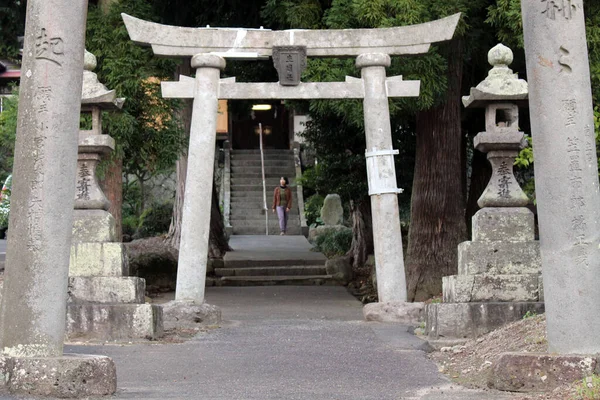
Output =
[{"x1": 259, "y1": 123, "x2": 269, "y2": 235}]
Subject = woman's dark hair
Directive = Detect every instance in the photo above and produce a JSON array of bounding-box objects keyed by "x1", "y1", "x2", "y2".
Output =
[{"x1": 281, "y1": 176, "x2": 289, "y2": 185}]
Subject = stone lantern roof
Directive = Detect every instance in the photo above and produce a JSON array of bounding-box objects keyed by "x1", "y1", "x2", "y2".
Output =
[
  {"x1": 462, "y1": 43, "x2": 528, "y2": 108},
  {"x1": 81, "y1": 50, "x2": 125, "y2": 109}
]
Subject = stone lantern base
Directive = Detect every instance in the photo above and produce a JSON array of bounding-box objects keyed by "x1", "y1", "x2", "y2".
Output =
[
  {"x1": 67, "y1": 209, "x2": 163, "y2": 341},
  {"x1": 0, "y1": 354, "x2": 116, "y2": 398},
  {"x1": 426, "y1": 207, "x2": 543, "y2": 339}
]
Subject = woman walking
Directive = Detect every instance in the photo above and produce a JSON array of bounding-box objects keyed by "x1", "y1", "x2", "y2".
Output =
[{"x1": 272, "y1": 177, "x2": 293, "y2": 235}]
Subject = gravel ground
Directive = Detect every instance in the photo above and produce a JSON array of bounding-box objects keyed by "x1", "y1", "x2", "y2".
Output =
[{"x1": 426, "y1": 314, "x2": 596, "y2": 399}]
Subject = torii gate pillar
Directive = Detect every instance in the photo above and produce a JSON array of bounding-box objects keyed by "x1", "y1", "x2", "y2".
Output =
[
  {"x1": 176, "y1": 54, "x2": 226, "y2": 303},
  {"x1": 358, "y1": 54, "x2": 407, "y2": 302}
]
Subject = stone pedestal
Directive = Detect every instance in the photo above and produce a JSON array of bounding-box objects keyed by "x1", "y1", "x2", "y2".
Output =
[
  {"x1": 68, "y1": 210, "x2": 163, "y2": 341},
  {"x1": 427, "y1": 208, "x2": 543, "y2": 339}
]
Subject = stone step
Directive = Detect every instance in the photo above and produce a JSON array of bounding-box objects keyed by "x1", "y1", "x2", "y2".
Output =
[
  {"x1": 232, "y1": 226, "x2": 303, "y2": 235},
  {"x1": 230, "y1": 199, "x2": 298, "y2": 206},
  {"x1": 231, "y1": 184, "x2": 297, "y2": 192},
  {"x1": 229, "y1": 201, "x2": 280, "y2": 208},
  {"x1": 232, "y1": 167, "x2": 296, "y2": 175},
  {"x1": 231, "y1": 190, "x2": 298, "y2": 198},
  {"x1": 229, "y1": 220, "x2": 301, "y2": 228},
  {"x1": 224, "y1": 257, "x2": 326, "y2": 268},
  {"x1": 214, "y1": 265, "x2": 327, "y2": 277},
  {"x1": 231, "y1": 159, "x2": 295, "y2": 167},
  {"x1": 232, "y1": 149, "x2": 293, "y2": 154},
  {"x1": 213, "y1": 275, "x2": 339, "y2": 287},
  {"x1": 231, "y1": 155, "x2": 294, "y2": 162},
  {"x1": 230, "y1": 211, "x2": 300, "y2": 219},
  {"x1": 232, "y1": 173, "x2": 298, "y2": 179},
  {"x1": 231, "y1": 177, "x2": 298, "y2": 185}
]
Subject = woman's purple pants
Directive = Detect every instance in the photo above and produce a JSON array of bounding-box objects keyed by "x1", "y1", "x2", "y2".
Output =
[{"x1": 276, "y1": 206, "x2": 288, "y2": 233}]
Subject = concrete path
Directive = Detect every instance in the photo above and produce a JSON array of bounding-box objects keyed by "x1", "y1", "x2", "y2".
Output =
[
  {"x1": 12, "y1": 286, "x2": 517, "y2": 400},
  {"x1": 224, "y1": 235, "x2": 326, "y2": 266}
]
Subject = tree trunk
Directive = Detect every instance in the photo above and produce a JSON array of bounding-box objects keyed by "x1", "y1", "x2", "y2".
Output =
[
  {"x1": 465, "y1": 149, "x2": 492, "y2": 237},
  {"x1": 166, "y1": 101, "x2": 191, "y2": 250},
  {"x1": 99, "y1": 156, "x2": 123, "y2": 240},
  {"x1": 209, "y1": 183, "x2": 231, "y2": 258},
  {"x1": 166, "y1": 60, "x2": 193, "y2": 250},
  {"x1": 405, "y1": 39, "x2": 467, "y2": 302},
  {"x1": 346, "y1": 199, "x2": 373, "y2": 271}
]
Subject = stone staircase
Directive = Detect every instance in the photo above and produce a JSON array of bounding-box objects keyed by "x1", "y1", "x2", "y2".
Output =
[
  {"x1": 214, "y1": 235, "x2": 337, "y2": 286},
  {"x1": 230, "y1": 149, "x2": 302, "y2": 235}
]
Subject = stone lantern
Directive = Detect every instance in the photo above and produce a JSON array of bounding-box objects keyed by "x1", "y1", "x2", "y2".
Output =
[
  {"x1": 426, "y1": 44, "x2": 544, "y2": 340},
  {"x1": 74, "y1": 50, "x2": 123, "y2": 218},
  {"x1": 66, "y1": 51, "x2": 163, "y2": 341}
]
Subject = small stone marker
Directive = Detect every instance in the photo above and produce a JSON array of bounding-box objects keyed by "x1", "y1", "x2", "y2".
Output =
[
  {"x1": 522, "y1": 0, "x2": 600, "y2": 354},
  {"x1": 320, "y1": 194, "x2": 344, "y2": 226},
  {"x1": 0, "y1": 0, "x2": 116, "y2": 396}
]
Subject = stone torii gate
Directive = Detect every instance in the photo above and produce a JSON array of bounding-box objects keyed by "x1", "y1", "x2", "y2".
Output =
[{"x1": 123, "y1": 14, "x2": 460, "y2": 306}]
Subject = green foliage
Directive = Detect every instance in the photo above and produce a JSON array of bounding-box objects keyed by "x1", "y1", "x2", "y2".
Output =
[
  {"x1": 0, "y1": 87, "x2": 18, "y2": 182},
  {"x1": 86, "y1": 1, "x2": 186, "y2": 214},
  {"x1": 514, "y1": 135, "x2": 533, "y2": 169},
  {"x1": 122, "y1": 215, "x2": 140, "y2": 238},
  {"x1": 485, "y1": 0, "x2": 524, "y2": 49},
  {"x1": 0, "y1": 175, "x2": 11, "y2": 230},
  {"x1": 314, "y1": 228, "x2": 353, "y2": 258},
  {"x1": 134, "y1": 202, "x2": 173, "y2": 238},
  {"x1": 574, "y1": 374, "x2": 600, "y2": 400},
  {"x1": 522, "y1": 310, "x2": 537, "y2": 320},
  {"x1": 304, "y1": 193, "x2": 324, "y2": 227},
  {"x1": 0, "y1": 1, "x2": 26, "y2": 61}
]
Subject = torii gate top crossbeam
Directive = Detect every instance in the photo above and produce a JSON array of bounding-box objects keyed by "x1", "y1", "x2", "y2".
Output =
[{"x1": 122, "y1": 13, "x2": 460, "y2": 58}]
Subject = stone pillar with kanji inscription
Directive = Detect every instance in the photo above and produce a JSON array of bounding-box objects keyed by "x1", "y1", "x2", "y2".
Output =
[
  {"x1": 522, "y1": 0, "x2": 600, "y2": 353},
  {"x1": 0, "y1": 1, "x2": 117, "y2": 397},
  {"x1": 425, "y1": 44, "x2": 544, "y2": 339},
  {"x1": 66, "y1": 51, "x2": 163, "y2": 341}
]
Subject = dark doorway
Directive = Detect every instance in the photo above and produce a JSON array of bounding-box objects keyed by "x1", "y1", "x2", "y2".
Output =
[{"x1": 231, "y1": 104, "x2": 289, "y2": 150}]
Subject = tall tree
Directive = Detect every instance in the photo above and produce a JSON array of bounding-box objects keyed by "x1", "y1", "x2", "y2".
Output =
[
  {"x1": 85, "y1": 0, "x2": 185, "y2": 224},
  {"x1": 405, "y1": 38, "x2": 467, "y2": 301}
]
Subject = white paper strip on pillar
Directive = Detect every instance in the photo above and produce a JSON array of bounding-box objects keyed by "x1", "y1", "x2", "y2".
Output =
[{"x1": 365, "y1": 148, "x2": 404, "y2": 196}]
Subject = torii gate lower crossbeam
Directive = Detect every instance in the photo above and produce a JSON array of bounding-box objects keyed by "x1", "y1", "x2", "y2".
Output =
[{"x1": 167, "y1": 53, "x2": 418, "y2": 304}]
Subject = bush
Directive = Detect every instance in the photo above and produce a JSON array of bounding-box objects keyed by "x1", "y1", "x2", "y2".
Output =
[
  {"x1": 134, "y1": 202, "x2": 173, "y2": 239},
  {"x1": 0, "y1": 175, "x2": 12, "y2": 230},
  {"x1": 314, "y1": 228, "x2": 352, "y2": 258},
  {"x1": 0, "y1": 201, "x2": 9, "y2": 231},
  {"x1": 304, "y1": 194, "x2": 324, "y2": 227},
  {"x1": 122, "y1": 215, "x2": 140, "y2": 238}
]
